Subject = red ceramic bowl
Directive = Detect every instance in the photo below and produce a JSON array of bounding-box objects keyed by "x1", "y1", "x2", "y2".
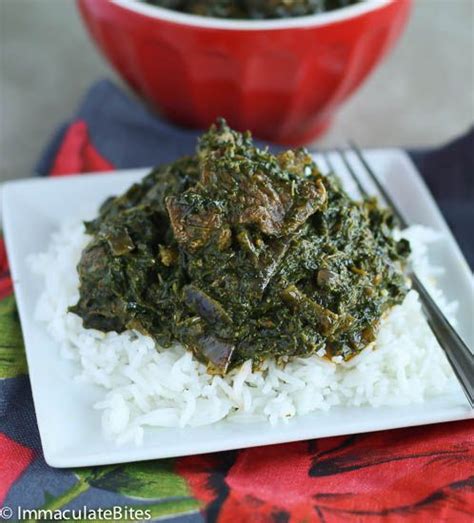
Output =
[{"x1": 78, "y1": 0, "x2": 411, "y2": 145}]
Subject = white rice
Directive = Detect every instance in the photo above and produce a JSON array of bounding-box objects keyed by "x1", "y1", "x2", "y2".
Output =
[{"x1": 30, "y1": 222, "x2": 458, "y2": 445}]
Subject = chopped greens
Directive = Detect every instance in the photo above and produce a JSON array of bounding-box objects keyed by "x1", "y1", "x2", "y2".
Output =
[
  {"x1": 142, "y1": 0, "x2": 361, "y2": 19},
  {"x1": 71, "y1": 119, "x2": 410, "y2": 374}
]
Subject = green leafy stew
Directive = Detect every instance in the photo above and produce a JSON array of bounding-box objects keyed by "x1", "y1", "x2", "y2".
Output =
[
  {"x1": 142, "y1": 0, "x2": 361, "y2": 19},
  {"x1": 71, "y1": 120, "x2": 410, "y2": 374}
]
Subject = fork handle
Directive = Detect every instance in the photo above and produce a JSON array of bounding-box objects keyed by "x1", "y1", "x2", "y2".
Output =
[{"x1": 411, "y1": 273, "x2": 474, "y2": 408}]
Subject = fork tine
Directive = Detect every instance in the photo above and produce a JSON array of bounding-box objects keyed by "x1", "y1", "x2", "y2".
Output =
[
  {"x1": 349, "y1": 141, "x2": 408, "y2": 228},
  {"x1": 336, "y1": 148, "x2": 369, "y2": 199},
  {"x1": 321, "y1": 151, "x2": 336, "y2": 176}
]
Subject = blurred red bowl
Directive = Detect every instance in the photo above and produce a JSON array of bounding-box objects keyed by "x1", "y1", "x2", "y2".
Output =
[{"x1": 78, "y1": 0, "x2": 411, "y2": 145}]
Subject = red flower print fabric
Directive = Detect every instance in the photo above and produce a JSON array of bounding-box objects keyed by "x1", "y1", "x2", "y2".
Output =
[
  {"x1": 49, "y1": 120, "x2": 114, "y2": 176},
  {"x1": 177, "y1": 420, "x2": 474, "y2": 522},
  {"x1": 0, "y1": 433, "x2": 34, "y2": 504},
  {"x1": 0, "y1": 238, "x2": 12, "y2": 300}
]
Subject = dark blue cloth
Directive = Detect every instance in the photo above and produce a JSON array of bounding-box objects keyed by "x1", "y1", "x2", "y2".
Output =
[
  {"x1": 409, "y1": 129, "x2": 474, "y2": 267},
  {"x1": 37, "y1": 79, "x2": 474, "y2": 268}
]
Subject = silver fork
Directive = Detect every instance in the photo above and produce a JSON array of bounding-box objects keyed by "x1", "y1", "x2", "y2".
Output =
[{"x1": 321, "y1": 145, "x2": 474, "y2": 408}]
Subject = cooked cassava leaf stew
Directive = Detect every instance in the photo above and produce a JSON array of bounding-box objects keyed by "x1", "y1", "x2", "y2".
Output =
[
  {"x1": 142, "y1": 0, "x2": 361, "y2": 19},
  {"x1": 70, "y1": 120, "x2": 410, "y2": 374}
]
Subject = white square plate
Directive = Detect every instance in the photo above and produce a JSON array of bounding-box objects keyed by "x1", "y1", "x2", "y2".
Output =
[{"x1": 3, "y1": 149, "x2": 473, "y2": 468}]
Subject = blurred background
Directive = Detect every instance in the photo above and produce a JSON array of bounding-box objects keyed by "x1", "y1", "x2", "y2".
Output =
[{"x1": 0, "y1": 0, "x2": 473, "y2": 183}]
